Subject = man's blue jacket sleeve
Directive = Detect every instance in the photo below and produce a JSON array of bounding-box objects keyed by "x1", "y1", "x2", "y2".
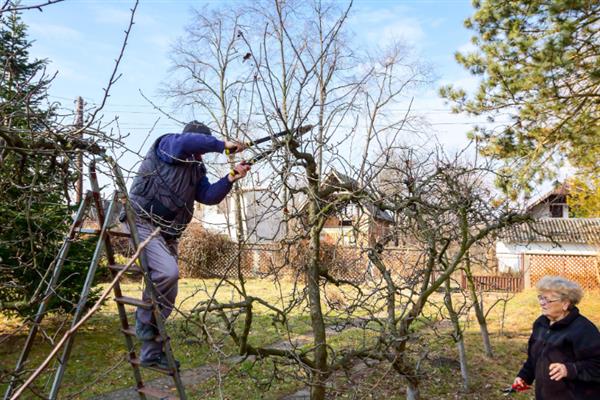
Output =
[
  {"x1": 157, "y1": 133, "x2": 225, "y2": 163},
  {"x1": 196, "y1": 176, "x2": 233, "y2": 205}
]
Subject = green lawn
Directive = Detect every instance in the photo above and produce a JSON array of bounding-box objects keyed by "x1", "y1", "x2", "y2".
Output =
[{"x1": 1, "y1": 279, "x2": 599, "y2": 399}]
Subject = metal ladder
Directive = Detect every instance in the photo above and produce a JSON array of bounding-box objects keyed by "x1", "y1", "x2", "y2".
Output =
[{"x1": 3, "y1": 157, "x2": 187, "y2": 400}]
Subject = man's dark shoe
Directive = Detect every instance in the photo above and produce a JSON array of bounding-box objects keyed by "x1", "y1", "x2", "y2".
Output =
[
  {"x1": 135, "y1": 318, "x2": 158, "y2": 341},
  {"x1": 140, "y1": 352, "x2": 180, "y2": 370}
]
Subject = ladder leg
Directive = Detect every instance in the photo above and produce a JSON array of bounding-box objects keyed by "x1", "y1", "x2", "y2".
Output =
[
  {"x1": 2, "y1": 192, "x2": 93, "y2": 400},
  {"x1": 113, "y1": 158, "x2": 187, "y2": 400},
  {"x1": 47, "y1": 195, "x2": 120, "y2": 400}
]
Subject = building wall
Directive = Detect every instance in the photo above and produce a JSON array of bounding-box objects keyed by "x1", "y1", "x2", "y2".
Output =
[
  {"x1": 496, "y1": 241, "x2": 599, "y2": 273},
  {"x1": 528, "y1": 198, "x2": 569, "y2": 219},
  {"x1": 321, "y1": 213, "x2": 392, "y2": 246},
  {"x1": 193, "y1": 190, "x2": 286, "y2": 243}
]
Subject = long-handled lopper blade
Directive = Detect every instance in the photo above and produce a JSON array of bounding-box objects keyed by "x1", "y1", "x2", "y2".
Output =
[{"x1": 229, "y1": 124, "x2": 313, "y2": 176}]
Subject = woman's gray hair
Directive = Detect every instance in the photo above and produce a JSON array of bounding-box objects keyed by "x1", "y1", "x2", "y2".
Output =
[{"x1": 536, "y1": 276, "x2": 583, "y2": 306}]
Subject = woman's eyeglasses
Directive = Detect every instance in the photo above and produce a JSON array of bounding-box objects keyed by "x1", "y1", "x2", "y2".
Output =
[{"x1": 537, "y1": 295, "x2": 562, "y2": 304}]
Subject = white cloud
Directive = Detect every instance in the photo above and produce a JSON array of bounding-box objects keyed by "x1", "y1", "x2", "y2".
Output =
[
  {"x1": 377, "y1": 17, "x2": 425, "y2": 45},
  {"x1": 438, "y1": 71, "x2": 481, "y2": 94},
  {"x1": 92, "y1": 6, "x2": 156, "y2": 26},
  {"x1": 29, "y1": 22, "x2": 82, "y2": 41},
  {"x1": 429, "y1": 17, "x2": 445, "y2": 28},
  {"x1": 144, "y1": 33, "x2": 175, "y2": 55}
]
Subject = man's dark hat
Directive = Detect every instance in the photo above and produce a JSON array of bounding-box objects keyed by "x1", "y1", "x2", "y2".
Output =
[{"x1": 183, "y1": 120, "x2": 212, "y2": 135}]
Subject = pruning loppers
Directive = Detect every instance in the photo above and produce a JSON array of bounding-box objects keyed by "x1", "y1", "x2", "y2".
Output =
[{"x1": 227, "y1": 124, "x2": 313, "y2": 177}]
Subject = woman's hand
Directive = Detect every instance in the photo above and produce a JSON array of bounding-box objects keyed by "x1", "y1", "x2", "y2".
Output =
[
  {"x1": 549, "y1": 363, "x2": 568, "y2": 381},
  {"x1": 513, "y1": 377, "x2": 526, "y2": 387}
]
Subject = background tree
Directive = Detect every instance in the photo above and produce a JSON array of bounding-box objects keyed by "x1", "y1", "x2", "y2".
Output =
[
  {"x1": 440, "y1": 0, "x2": 600, "y2": 191},
  {"x1": 567, "y1": 175, "x2": 600, "y2": 217}
]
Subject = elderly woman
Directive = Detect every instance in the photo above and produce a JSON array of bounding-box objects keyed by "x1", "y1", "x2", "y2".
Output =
[{"x1": 514, "y1": 276, "x2": 600, "y2": 399}]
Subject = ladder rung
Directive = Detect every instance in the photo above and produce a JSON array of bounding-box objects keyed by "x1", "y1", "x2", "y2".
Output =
[
  {"x1": 115, "y1": 296, "x2": 153, "y2": 310},
  {"x1": 75, "y1": 228, "x2": 131, "y2": 237},
  {"x1": 76, "y1": 227, "x2": 102, "y2": 235},
  {"x1": 129, "y1": 357, "x2": 174, "y2": 375},
  {"x1": 137, "y1": 386, "x2": 179, "y2": 400},
  {"x1": 121, "y1": 326, "x2": 136, "y2": 337},
  {"x1": 109, "y1": 263, "x2": 143, "y2": 275},
  {"x1": 108, "y1": 230, "x2": 131, "y2": 238}
]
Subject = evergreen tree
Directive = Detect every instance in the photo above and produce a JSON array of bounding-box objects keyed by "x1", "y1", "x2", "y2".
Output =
[
  {"x1": 440, "y1": 0, "x2": 600, "y2": 192},
  {"x1": 0, "y1": 4, "x2": 97, "y2": 317},
  {"x1": 0, "y1": 5, "x2": 51, "y2": 129}
]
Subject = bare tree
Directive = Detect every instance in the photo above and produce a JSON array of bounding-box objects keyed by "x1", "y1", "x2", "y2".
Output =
[
  {"x1": 163, "y1": 1, "x2": 434, "y2": 399},
  {"x1": 358, "y1": 149, "x2": 528, "y2": 399}
]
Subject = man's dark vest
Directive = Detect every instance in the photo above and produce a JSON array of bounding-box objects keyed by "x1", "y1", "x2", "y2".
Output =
[{"x1": 128, "y1": 135, "x2": 206, "y2": 239}]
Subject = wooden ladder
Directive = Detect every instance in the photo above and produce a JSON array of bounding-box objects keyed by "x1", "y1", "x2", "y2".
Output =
[{"x1": 3, "y1": 157, "x2": 187, "y2": 400}]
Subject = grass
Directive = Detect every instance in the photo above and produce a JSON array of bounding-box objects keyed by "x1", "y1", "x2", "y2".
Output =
[{"x1": 1, "y1": 279, "x2": 599, "y2": 399}]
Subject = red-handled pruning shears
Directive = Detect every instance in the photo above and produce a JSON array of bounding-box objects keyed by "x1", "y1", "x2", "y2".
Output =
[
  {"x1": 228, "y1": 124, "x2": 313, "y2": 176},
  {"x1": 502, "y1": 381, "x2": 530, "y2": 396}
]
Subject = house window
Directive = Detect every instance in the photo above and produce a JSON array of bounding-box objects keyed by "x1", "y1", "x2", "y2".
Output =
[{"x1": 549, "y1": 204, "x2": 563, "y2": 218}]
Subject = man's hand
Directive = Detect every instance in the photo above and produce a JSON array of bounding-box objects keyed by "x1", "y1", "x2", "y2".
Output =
[
  {"x1": 549, "y1": 363, "x2": 568, "y2": 381},
  {"x1": 224, "y1": 140, "x2": 246, "y2": 155},
  {"x1": 228, "y1": 162, "x2": 251, "y2": 182}
]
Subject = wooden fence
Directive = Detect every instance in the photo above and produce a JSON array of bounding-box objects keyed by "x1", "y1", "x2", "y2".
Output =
[
  {"x1": 527, "y1": 254, "x2": 600, "y2": 290},
  {"x1": 461, "y1": 274, "x2": 524, "y2": 293},
  {"x1": 179, "y1": 243, "x2": 425, "y2": 283}
]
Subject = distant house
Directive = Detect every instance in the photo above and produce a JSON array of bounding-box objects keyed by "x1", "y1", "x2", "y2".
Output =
[
  {"x1": 194, "y1": 170, "x2": 395, "y2": 246},
  {"x1": 527, "y1": 183, "x2": 570, "y2": 219},
  {"x1": 297, "y1": 170, "x2": 395, "y2": 247},
  {"x1": 496, "y1": 184, "x2": 600, "y2": 289},
  {"x1": 193, "y1": 187, "x2": 285, "y2": 243},
  {"x1": 319, "y1": 201, "x2": 395, "y2": 246}
]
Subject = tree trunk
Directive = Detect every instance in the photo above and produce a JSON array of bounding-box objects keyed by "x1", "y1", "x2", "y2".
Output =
[
  {"x1": 445, "y1": 279, "x2": 469, "y2": 391},
  {"x1": 465, "y1": 270, "x2": 494, "y2": 358},
  {"x1": 308, "y1": 211, "x2": 327, "y2": 400},
  {"x1": 457, "y1": 337, "x2": 469, "y2": 391},
  {"x1": 463, "y1": 259, "x2": 493, "y2": 358}
]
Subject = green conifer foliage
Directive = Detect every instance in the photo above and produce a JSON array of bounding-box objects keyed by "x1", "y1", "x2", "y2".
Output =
[
  {"x1": 0, "y1": 4, "x2": 98, "y2": 317},
  {"x1": 440, "y1": 0, "x2": 599, "y2": 191}
]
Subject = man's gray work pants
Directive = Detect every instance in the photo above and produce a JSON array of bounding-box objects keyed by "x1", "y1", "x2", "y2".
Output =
[{"x1": 123, "y1": 218, "x2": 179, "y2": 360}]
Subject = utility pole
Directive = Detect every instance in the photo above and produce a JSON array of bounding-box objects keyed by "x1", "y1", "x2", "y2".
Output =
[{"x1": 74, "y1": 96, "x2": 84, "y2": 203}]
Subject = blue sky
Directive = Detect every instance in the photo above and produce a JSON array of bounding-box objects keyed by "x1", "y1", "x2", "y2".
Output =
[{"x1": 20, "y1": 0, "x2": 486, "y2": 177}]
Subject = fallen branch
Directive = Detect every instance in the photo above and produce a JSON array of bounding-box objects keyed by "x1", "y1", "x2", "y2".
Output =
[{"x1": 9, "y1": 228, "x2": 160, "y2": 400}]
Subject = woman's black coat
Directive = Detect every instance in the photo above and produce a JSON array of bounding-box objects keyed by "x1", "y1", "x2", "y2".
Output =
[{"x1": 518, "y1": 307, "x2": 600, "y2": 399}]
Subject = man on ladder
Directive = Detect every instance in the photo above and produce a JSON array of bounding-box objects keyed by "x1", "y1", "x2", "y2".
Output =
[{"x1": 123, "y1": 120, "x2": 250, "y2": 369}]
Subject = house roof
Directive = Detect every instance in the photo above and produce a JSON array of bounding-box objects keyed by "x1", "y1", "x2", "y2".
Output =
[
  {"x1": 526, "y1": 183, "x2": 569, "y2": 211},
  {"x1": 501, "y1": 218, "x2": 600, "y2": 244}
]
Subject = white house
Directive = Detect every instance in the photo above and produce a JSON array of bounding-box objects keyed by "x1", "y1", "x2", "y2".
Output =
[
  {"x1": 192, "y1": 187, "x2": 286, "y2": 243},
  {"x1": 496, "y1": 218, "x2": 600, "y2": 273},
  {"x1": 495, "y1": 184, "x2": 600, "y2": 289},
  {"x1": 526, "y1": 183, "x2": 570, "y2": 219}
]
